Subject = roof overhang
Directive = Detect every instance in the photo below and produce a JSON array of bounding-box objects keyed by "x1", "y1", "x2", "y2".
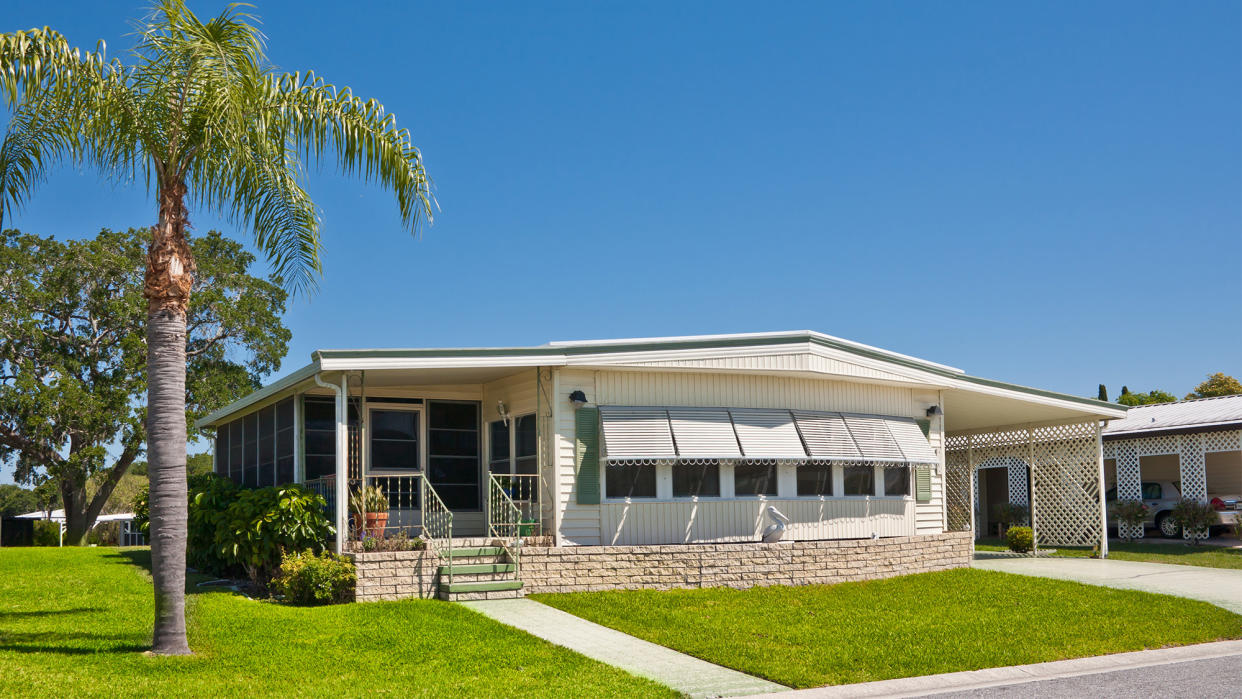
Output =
[{"x1": 195, "y1": 331, "x2": 1126, "y2": 432}]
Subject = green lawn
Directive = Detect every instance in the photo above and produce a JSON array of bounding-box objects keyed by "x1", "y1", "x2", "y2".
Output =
[
  {"x1": 975, "y1": 539, "x2": 1242, "y2": 570},
  {"x1": 0, "y1": 548, "x2": 673, "y2": 698},
  {"x1": 531, "y1": 568, "x2": 1242, "y2": 689}
]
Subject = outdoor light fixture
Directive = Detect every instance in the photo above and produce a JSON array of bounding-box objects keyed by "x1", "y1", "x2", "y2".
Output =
[
  {"x1": 569, "y1": 390, "x2": 588, "y2": 408},
  {"x1": 926, "y1": 405, "x2": 942, "y2": 417},
  {"x1": 497, "y1": 400, "x2": 511, "y2": 426}
]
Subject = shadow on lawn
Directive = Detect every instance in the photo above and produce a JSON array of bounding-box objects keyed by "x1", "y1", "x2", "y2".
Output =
[
  {"x1": 0, "y1": 607, "x2": 103, "y2": 619},
  {"x1": 105, "y1": 548, "x2": 221, "y2": 596},
  {"x1": 0, "y1": 631, "x2": 147, "y2": 655}
]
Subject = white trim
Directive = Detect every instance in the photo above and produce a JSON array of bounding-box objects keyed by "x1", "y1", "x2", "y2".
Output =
[{"x1": 364, "y1": 403, "x2": 425, "y2": 476}]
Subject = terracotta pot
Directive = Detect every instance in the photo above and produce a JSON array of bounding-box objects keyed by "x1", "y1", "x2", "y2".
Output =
[{"x1": 353, "y1": 512, "x2": 389, "y2": 539}]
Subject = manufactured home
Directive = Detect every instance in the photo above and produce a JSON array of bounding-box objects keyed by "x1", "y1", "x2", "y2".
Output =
[{"x1": 197, "y1": 331, "x2": 1127, "y2": 600}]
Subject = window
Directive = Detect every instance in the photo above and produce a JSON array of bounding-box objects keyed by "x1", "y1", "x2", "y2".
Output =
[
  {"x1": 275, "y1": 397, "x2": 295, "y2": 484},
  {"x1": 514, "y1": 414, "x2": 537, "y2": 475},
  {"x1": 606, "y1": 464, "x2": 656, "y2": 499},
  {"x1": 673, "y1": 461, "x2": 720, "y2": 498},
  {"x1": 214, "y1": 428, "x2": 228, "y2": 477},
  {"x1": 243, "y1": 412, "x2": 259, "y2": 487},
  {"x1": 488, "y1": 420, "x2": 510, "y2": 473},
  {"x1": 426, "y1": 401, "x2": 480, "y2": 511},
  {"x1": 303, "y1": 397, "x2": 336, "y2": 480},
  {"x1": 883, "y1": 466, "x2": 910, "y2": 496},
  {"x1": 258, "y1": 405, "x2": 275, "y2": 487},
  {"x1": 797, "y1": 464, "x2": 833, "y2": 496},
  {"x1": 843, "y1": 465, "x2": 875, "y2": 496},
  {"x1": 369, "y1": 408, "x2": 420, "y2": 471},
  {"x1": 734, "y1": 463, "x2": 777, "y2": 496},
  {"x1": 1141, "y1": 482, "x2": 1163, "y2": 500},
  {"x1": 228, "y1": 420, "x2": 243, "y2": 484}
]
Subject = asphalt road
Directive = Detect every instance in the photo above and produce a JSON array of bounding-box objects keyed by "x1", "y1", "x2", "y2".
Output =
[{"x1": 934, "y1": 655, "x2": 1242, "y2": 698}]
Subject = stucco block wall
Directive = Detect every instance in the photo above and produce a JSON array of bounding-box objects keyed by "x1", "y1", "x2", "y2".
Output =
[
  {"x1": 348, "y1": 549, "x2": 439, "y2": 602},
  {"x1": 520, "y1": 531, "x2": 972, "y2": 594}
]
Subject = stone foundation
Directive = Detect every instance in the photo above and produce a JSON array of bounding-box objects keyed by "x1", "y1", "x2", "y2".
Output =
[
  {"x1": 519, "y1": 531, "x2": 973, "y2": 593},
  {"x1": 347, "y1": 532, "x2": 972, "y2": 601},
  {"x1": 348, "y1": 549, "x2": 439, "y2": 602}
]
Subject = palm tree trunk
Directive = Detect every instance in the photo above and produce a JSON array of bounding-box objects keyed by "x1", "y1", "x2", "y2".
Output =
[{"x1": 145, "y1": 181, "x2": 195, "y2": 656}]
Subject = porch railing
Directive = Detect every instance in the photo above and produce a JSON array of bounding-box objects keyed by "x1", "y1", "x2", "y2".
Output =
[
  {"x1": 487, "y1": 473, "x2": 523, "y2": 581},
  {"x1": 491, "y1": 473, "x2": 542, "y2": 538},
  {"x1": 420, "y1": 476, "x2": 454, "y2": 586},
  {"x1": 304, "y1": 474, "x2": 453, "y2": 577}
]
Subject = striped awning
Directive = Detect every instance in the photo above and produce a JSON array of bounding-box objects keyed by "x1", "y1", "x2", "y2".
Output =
[
  {"x1": 597, "y1": 406, "x2": 937, "y2": 465},
  {"x1": 598, "y1": 406, "x2": 677, "y2": 462}
]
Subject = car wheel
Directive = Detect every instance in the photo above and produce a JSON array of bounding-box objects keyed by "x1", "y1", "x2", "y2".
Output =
[{"x1": 1156, "y1": 512, "x2": 1181, "y2": 538}]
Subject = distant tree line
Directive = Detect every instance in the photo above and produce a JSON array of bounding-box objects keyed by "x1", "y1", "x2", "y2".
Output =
[{"x1": 1097, "y1": 373, "x2": 1242, "y2": 407}]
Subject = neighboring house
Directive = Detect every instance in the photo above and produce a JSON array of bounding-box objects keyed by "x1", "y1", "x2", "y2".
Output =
[
  {"x1": 197, "y1": 331, "x2": 1125, "y2": 600},
  {"x1": 11, "y1": 509, "x2": 145, "y2": 546},
  {"x1": 1103, "y1": 395, "x2": 1242, "y2": 538}
]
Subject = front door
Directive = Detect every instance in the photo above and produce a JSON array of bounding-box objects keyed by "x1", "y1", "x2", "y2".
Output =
[{"x1": 426, "y1": 401, "x2": 482, "y2": 512}]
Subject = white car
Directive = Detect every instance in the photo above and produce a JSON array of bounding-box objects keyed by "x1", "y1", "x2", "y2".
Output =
[{"x1": 1105, "y1": 480, "x2": 1240, "y2": 537}]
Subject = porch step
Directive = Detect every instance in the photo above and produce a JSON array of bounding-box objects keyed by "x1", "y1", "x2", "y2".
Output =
[
  {"x1": 437, "y1": 579, "x2": 524, "y2": 602},
  {"x1": 440, "y1": 563, "x2": 515, "y2": 575},
  {"x1": 447, "y1": 546, "x2": 505, "y2": 558}
]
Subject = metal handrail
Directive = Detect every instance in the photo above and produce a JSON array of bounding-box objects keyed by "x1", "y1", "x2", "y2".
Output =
[
  {"x1": 420, "y1": 476, "x2": 454, "y2": 586},
  {"x1": 487, "y1": 473, "x2": 523, "y2": 581}
]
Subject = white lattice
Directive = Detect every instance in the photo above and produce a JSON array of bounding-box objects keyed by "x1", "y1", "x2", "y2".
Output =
[
  {"x1": 948, "y1": 420, "x2": 1103, "y2": 548},
  {"x1": 1203, "y1": 429, "x2": 1242, "y2": 454},
  {"x1": 944, "y1": 448, "x2": 972, "y2": 532},
  {"x1": 1112, "y1": 441, "x2": 1143, "y2": 539},
  {"x1": 976, "y1": 456, "x2": 1030, "y2": 506}
]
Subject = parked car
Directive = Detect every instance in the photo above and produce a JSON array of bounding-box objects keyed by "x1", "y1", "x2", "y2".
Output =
[{"x1": 1105, "y1": 481, "x2": 1240, "y2": 537}]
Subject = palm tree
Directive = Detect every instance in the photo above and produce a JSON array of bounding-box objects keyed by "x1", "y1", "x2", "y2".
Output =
[{"x1": 0, "y1": 2, "x2": 432, "y2": 654}]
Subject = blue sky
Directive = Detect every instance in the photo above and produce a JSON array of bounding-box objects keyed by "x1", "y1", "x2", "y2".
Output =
[{"x1": 4, "y1": 1, "x2": 1240, "y2": 404}]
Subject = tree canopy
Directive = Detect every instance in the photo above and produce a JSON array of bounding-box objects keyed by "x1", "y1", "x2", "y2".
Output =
[
  {"x1": 1117, "y1": 389, "x2": 1178, "y2": 406},
  {"x1": 1185, "y1": 373, "x2": 1242, "y2": 400},
  {"x1": 0, "y1": 227, "x2": 288, "y2": 543}
]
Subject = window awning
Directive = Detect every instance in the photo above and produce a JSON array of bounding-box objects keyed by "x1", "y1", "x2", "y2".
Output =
[
  {"x1": 668, "y1": 407, "x2": 742, "y2": 460},
  {"x1": 598, "y1": 406, "x2": 676, "y2": 462},
  {"x1": 730, "y1": 408, "x2": 806, "y2": 460},
  {"x1": 598, "y1": 406, "x2": 938, "y2": 465}
]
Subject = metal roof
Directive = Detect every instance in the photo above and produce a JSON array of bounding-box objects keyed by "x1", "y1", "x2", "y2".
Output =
[
  {"x1": 1102, "y1": 395, "x2": 1242, "y2": 438},
  {"x1": 196, "y1": 330, "x2": 1127, "y2": 428}
]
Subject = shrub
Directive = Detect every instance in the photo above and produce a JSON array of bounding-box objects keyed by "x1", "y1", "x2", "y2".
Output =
[
  {"x1": 32, "y1": 520, "x2": 60, "y2": 546},
  {"x1": 1170, "y1": 500, "x2": 1217, "y2": 544},
  {"x1": 1110, "y1": 500, "x2": 1149, "y2": 542},
  {"x1": 1006, "y1": 526, "x2": 1035, "y2": 553},
  {"x1": 271, "y1": 550, "x2": 356, "y2": 605},
  {"x1": 216, "y1": 485, "x2": 335, "y2": 587},
  {"x1": 187, "y1": 474, "x2": 242, "y2": 575},
  {"x1": 991, "y1": 502, "x2": 1030, "y2": 536}
]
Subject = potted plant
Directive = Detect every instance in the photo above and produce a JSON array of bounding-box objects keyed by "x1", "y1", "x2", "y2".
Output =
[{"x1": 350, "y1": 485, "x2": 389, "y2": 540}]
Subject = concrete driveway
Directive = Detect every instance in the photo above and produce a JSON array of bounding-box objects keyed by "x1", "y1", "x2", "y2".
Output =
[{"x1": 972, "y1": 556, "x2": 1242, "y2": 614}]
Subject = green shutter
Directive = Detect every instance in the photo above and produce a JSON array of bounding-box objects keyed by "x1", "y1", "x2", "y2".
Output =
[
  {"x1": 575, "y1": 407, "x2": 600, "y2": 505},
  {"x1": 916, "y1": 418, "x2": 931, "y2": 439},
  {"x1": 915, "y1": 466, "x2": 933, "y2": 502}
]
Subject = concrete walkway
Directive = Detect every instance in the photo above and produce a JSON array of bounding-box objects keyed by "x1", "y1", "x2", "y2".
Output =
[
  {"x1": 971, "y1": 555, "x2": 1242, "y2": 614},
  {"x1": 461, "y1": 598, "x2": 787, "y2": 698},
  {"x1": 741, "y1": 640, "x2": 1242, "y2": 698}
]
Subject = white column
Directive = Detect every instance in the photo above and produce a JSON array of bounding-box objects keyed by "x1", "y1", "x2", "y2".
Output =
[
  {"x1": 293, "y1": 393, "x2": 304, "y2": 483},
  {"x1": 1096, "y1": 422, "x2": 1109, "y2": 558},
  {"x1": 334, "y1": 375, "x2": 349, "y2": 554}
]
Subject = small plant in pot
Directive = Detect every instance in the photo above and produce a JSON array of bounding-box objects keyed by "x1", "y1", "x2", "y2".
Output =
[{"x1": 350, "y1": 485, "x2": 390, "y2": 540}]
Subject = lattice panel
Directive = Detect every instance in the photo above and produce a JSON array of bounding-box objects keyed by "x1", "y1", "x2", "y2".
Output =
[
  {"x1": 944, "y1": 449, "x2": 972, "y2": 532},
  {"x1": 948, "y1": 420, "x2": 1104, "y2": 548},
  {"x1": 975, "y1": 456, "x2": 1030, "y2": 507},
  {"x1": 1111, "y1": 441, "x2": 1143, "y2": 539},
  {"x1": 1203, "y1": 429, "x2": 1242, "y2": 454}
]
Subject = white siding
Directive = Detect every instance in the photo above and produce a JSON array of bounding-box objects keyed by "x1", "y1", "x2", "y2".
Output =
[
  {"x1": 594, "y1": 370, "x2": 916, "y2": 414},
  {"x1": 551, "y1": 368, "x2": 942, "y2": 546},
  {"x1": 599, "y1": 498, "x2": 915, "y2": 545},
  {"x1": 554, "y1": 369, "x2": 602, "y2": 545},
  {"x1": 915, "y1": 389, "x2": 945, "y2": 535}
]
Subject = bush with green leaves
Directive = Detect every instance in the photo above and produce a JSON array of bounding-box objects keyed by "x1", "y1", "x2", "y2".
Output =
[
  {"x1": 1110, "y1": 500, "x2": 1149, "y2": 542},
  {"x1": 1170, "y1": 500, "x2": 1217, "y2": 543},
  {"x1": 1006, "y1": 526, "x2": 1035, "y2": 553},
  {"x1": 271, "y1": 550, "x2": 356, "y2": 605},
  {"x1": 187, "y1": 474, "x2": 243, "y2": 574},
  {"x1": 216, "y1": 485, "x2": 335, "y2": 587}
]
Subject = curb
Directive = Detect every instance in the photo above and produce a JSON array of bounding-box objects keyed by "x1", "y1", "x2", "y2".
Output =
[{"x1": 742, "y1": 639, "x2": 1242, "y2": 698}]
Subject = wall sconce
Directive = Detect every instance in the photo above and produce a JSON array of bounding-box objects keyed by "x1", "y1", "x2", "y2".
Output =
[
  {"x1": 497, "y1": 400, "x2": 511, "y2": 426},
  {"x1": 569, "y1": 390, "x2": 588, "y2": 408},
  {"x1": 926, "y1": 405, "x2": 942, "y2": 417}
]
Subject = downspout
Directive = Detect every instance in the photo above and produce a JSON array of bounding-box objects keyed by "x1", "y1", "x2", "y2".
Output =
[{"x1": 315, "y1": 372, "x2": 350, "y2": 555}]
